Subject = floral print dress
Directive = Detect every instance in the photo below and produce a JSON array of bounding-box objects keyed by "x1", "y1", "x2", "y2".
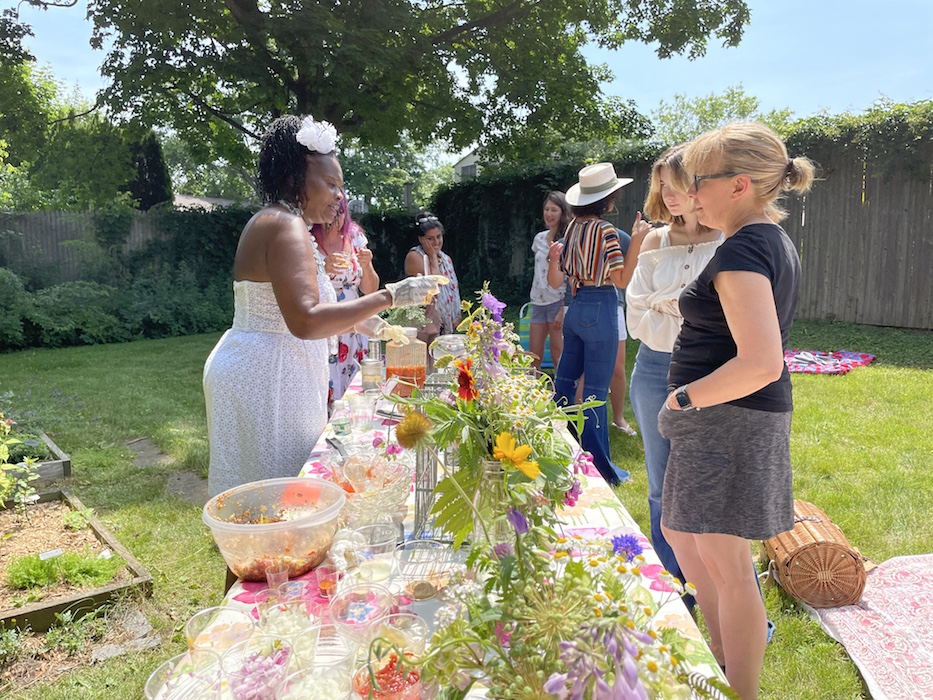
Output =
[
  {"x1": 327, "y1": 227, "x2": 370, "y2": 402},
  {"x1": 411, "y1": 244, "x2": 461, "y2": 334}
]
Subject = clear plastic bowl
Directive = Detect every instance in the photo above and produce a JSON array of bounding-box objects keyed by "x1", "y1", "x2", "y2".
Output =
[{"x1": 203, "y1": 477, "x2": 346, "y2": 581}]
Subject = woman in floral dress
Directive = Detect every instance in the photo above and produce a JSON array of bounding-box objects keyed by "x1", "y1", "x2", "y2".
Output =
[{"x1": 311, "y1": 195, "x2": 379, "y2": 402}]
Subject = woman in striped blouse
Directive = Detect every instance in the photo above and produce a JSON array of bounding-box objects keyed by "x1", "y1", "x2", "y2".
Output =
[{"x1": 546, "y1": 162, "x2": 638, "y2": 486}]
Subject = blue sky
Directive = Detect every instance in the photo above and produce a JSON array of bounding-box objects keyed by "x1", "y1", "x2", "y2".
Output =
[{"x1": 15, "y1": 0, "x2": 933, "y2": 121}]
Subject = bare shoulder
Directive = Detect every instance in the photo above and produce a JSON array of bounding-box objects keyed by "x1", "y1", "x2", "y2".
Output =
[
  {"x1": 639, "y1": 228, "x2": 664, "y2": 253},
  {"x1": 235, "y1": 206, "x2": 312, "y2": 280}
]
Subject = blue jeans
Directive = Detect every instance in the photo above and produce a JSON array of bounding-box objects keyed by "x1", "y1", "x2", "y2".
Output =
[
  {"x1": 554, "y1": 286, "x2": 629, "y2": 485},
  {"x1": 629, "y1": 344, "x2": 686, "y2": 587}
]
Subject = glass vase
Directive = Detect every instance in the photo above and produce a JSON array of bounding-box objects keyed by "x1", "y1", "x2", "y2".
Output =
[{"x1": 472, "y1": 459, "x2": 513, "y2": 546}]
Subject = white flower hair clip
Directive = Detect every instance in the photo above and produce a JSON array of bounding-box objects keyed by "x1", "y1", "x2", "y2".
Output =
[{"x1": 296, "y1": 115, "x2": 338, "y2": 154}]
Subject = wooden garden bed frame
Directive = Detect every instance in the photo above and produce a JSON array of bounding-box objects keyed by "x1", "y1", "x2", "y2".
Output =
[{"x1": 0, "y1": 489, "x2": 152, "y2": 633}]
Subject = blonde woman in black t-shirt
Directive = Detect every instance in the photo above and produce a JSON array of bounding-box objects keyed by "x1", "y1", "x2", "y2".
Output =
[{"x1": 658, "y1": 123, "x2": 814, "y2": 700}]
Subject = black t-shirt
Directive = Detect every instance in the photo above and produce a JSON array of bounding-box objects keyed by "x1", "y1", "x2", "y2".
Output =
[{"x1": 668, "y1": 223, "x2": 800, "y2": 412}]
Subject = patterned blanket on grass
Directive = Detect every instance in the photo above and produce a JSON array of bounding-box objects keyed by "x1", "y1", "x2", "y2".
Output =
[
  {"x1": 785, "y1": 349, "x2": 876, "y2": 375},
  {"x1": 809, "y1": 555, "x2": 933, "y2": 699}
]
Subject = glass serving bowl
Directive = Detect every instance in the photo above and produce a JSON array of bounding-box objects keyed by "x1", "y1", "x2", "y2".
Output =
[
  {"x1": 202, "y1": 477, "x2": 345, "y2": 581},
  {"x1": 320, "y1": 446, "x2": 413, "y2": 529}
]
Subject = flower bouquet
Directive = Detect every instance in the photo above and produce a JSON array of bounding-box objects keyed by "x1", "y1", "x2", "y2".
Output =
[
  {"x1": 390, "y1": 285, "x2": 597, "y2": 547},
  {"x1": 360, "y1": 500, "x2": 737, "y2": 700}
]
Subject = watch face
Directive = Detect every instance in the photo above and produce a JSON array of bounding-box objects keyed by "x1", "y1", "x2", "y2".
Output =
[{"x1": 675, "y1": 389, "x2": 691, "y2": 409}]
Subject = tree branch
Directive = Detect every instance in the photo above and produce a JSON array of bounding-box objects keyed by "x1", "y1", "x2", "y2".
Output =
[
  {"x1": 48, "y1": 101, "x2": 101, "y2": 125},
  {"x1": 429, "y1": 0, "x2": 542, "y2": 45},
  {"x1": 185, "y1": 90, "x2": 261, "y2": 140},
  {"x1": 223, "y1": 0, "x2": 298, "y2": 94}
]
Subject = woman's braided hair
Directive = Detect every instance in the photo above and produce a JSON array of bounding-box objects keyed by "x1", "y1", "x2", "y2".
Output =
[{"x1": 258, "y1": 115, "x2": 315, "y2": 206}]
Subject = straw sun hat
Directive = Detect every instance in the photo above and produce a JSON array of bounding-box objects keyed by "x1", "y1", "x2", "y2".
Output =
[{"x1": 565, "y1": 162, "x2": 633, "y2": 207}]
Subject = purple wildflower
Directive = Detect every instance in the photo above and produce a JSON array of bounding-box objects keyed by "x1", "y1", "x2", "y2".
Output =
[
  {"x1": 611, "y1": 533, "x2": 643, "y2": 562},
  {"x1": 481, "y1": 292, "x2": 506, "y2": 322},
  {"x1": 506, "y1": 507, "x2": 529, "y2": 535},
  {"x1": 492, "y1": 541, "x2": 515, "y2": 560},
  {"x1": 543, "y1": 673, "x2": 569, "y2": 699},
  {"x1": 563, "y1": 479, "x2": 582, "y2": 507},
  {"x1": 372, "y1": 433, "x2": 385, "y2": 448},
  {"x1": 386, "y1": 443, "x2": 403, "y2": 456}
]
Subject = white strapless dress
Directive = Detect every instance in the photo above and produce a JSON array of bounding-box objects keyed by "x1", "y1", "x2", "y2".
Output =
[{"x1": 203, "y1": 280, "x2": 329, "y2": 498}]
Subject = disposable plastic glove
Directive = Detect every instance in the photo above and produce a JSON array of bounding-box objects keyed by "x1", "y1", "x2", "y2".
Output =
[
  {"x1": 355, "y1": 316, "x2": 410, "y2": 345},
  {"x1": 385, "y1": 275, "x2": 448, "y2": 307}
]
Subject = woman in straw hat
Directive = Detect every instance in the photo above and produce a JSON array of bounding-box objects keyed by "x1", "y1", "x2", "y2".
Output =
[
  {"x1": 546, "y1": 162, "x2": 641, "y2": 486},
  {"x1": 659, "y1": 123, "x2": 813, "y2": 699}
]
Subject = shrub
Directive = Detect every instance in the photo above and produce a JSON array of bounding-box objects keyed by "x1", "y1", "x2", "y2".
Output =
[
  {"x1": 23, "y1": 280, "x2": 129, "y2": 347},
  {"x1": 0, "y1": 267, "x2": 31, "y2": 350}
]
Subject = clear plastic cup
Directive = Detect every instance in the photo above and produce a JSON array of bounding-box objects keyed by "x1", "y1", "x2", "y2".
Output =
[
  {"x1": 185, "y1": 606, "x2": 257, "y2": 652},
  {"x1": 145, "y1": 648, "x2": 222, "y2": 700},
  {"x1": 222, "y1": 635, "x2": 294, "y2": 700}
]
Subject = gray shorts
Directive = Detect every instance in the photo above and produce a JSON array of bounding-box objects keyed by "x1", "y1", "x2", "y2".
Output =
[
  {"x1": 530, "y1": 300, "x2": 563, "y2": 324},
  {"x1": 658, "y1": 402, "x2": 794, "y2": 540}
]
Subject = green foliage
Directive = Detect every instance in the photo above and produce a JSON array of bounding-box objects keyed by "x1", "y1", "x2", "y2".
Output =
[
  {"x1": 120, "y1": 264, "x2": 232, "y2": 338},
  {"x1": 650, "y1": 84, "x2": 796, "y2": 146},
  {"x1": 88, "y1": 0, "x2": 749, "y2": 165},
  {"x1": 6, "y1": 547, "x2": 124, "y2": 590},
  {"x1": 4, "y1": 432, "x2": 49, "y2": 464},
  {"x1": 160, "y1": 131, "x2": 256, "y2": 202},
  {"x1": 0, "y1": 625, "x2": 30, "y2": 669},
  {"x1": 126, "y1": 131, "x2": 173, "y2": 211},
  {"x1": 0, "y1": 61, "x2": 55, "y2": 168},
  {"x1": 341, "y1": 134, "x2": 454, "y2": 210},
  {"x1": 785, "y1": 97, "x2": 933, "y2": 178},
  {"x1": 24, "y1": 280, "x2": 129, "y2": 348},
  {"x1": 44, "y1": 609, "x2": 110, "y2": 657},
  {"x1": 63, "y1": 507, "x2": 95, "y2": 531},
  {"x1": 92, "y1": 201, "x2": 135, "y2": 251},
  {"x1": 0, "y1": 267, "x2": 31, "y2": 349}
]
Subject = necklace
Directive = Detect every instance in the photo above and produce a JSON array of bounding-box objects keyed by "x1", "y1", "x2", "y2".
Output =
[{"x1": 277, "y1": 200, "x2": 338, "y2": 353}]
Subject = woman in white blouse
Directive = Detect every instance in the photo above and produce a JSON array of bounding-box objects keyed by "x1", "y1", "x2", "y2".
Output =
[
  {"x1": 528, "y1": 191, "x2": 570, "y2": 370},
  {"x1": 626, "y1": 144, "x2": 723, "y2": 595}
]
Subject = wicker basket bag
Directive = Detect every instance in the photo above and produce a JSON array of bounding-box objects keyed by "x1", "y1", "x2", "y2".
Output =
[{"x1": 763, "y1": 500, "x2": 866, "y2": 608}]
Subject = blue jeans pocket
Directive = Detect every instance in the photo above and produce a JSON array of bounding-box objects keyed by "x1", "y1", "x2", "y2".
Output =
[{"x1": 575, "y1": 301, "x2": 601, "y2": 328}]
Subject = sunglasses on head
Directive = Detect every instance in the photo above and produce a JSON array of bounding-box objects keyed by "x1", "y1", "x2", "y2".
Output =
[{"x1": 416, "y1": 215, "x2": 441, "y2": 231}]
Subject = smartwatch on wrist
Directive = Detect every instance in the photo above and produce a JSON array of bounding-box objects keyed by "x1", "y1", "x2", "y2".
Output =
[{"x1": 674, "y1": 385, "x2": 697, "y2": 411}]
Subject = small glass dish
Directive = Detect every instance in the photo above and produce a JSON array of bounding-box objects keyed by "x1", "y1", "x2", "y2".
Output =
[
  {"x1": 222, "y1": 634, "x2": 294, "y2": 700},
  {"x1": 394, "y1": 539, "x2": 456, "y2": 600},
  {"x1": 185, "y1": 606, "x2": 256, "y2": 653},
  {"x1": 327, "y1": 583, "x2": 393, "y2": 643}
]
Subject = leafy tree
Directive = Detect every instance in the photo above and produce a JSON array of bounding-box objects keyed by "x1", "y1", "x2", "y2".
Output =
[
  {"x1": 650, "y1": 84, "x2": 794, "y2": 146},
  {"x1": 127, "y1": 130, "x2": 173, "y2": 210},
  {"x1": 160, "y1": 132, "x2": 256, "y2": 202},
  {"x1": 0, "y1": 61, "x2": 57, "y2": 168},
  {"x1": 88, "y1": 0, "x2": 750, "y2": 165},
  {"x1": 340, "y1": 134, "x2": 453, "y2": 210}
]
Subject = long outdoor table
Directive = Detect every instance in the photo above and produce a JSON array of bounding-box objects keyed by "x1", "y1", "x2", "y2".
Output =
[{"x1": 218, "y1": 375, "x2": 725, "y2": 690}]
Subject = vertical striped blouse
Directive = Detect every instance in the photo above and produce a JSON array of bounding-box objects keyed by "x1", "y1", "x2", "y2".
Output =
[{"x1": 558, "y1": 217, "x2": 625, "y2": 292}]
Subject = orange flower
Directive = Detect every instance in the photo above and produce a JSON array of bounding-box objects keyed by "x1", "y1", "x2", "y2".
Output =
[{"x1": 455, "y1": 357, "x2": 478, "y2": 402}]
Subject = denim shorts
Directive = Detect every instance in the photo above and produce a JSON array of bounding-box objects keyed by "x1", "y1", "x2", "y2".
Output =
[{"x1": 530, "y1": 300, "x2": 563, "y2": 324}]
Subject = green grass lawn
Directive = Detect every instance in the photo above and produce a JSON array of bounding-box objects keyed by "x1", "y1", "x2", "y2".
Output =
[{"x1": 1, "y1": 319, "x2": 931, "y2": 699}]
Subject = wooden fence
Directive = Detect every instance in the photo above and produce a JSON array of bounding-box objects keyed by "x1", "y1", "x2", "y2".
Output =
[
  {"x1": 1, "y1": 145, "x2": 931, "y2": 330},
  {"x1": 0, "y1": 210, "x2": 161, "y2": 285}
]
